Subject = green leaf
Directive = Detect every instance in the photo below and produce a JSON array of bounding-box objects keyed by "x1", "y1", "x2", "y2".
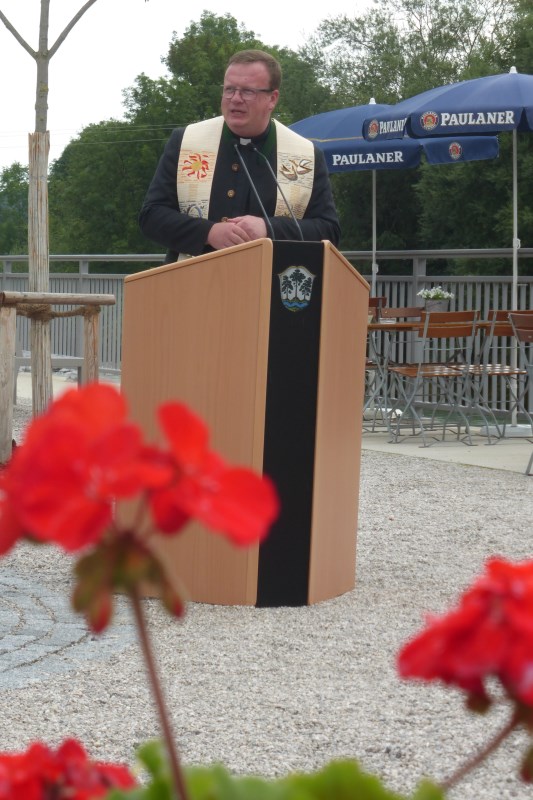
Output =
[
  {"x1": 136, "y1": 740, "x2": 172, "y2": 782},
  {"x1": 129, "y1": 751, "x2": 439, "y2": 800},
  {"x1": 282, "y1": 760, "x2": 407, "y2": 800},
  {"x1": 184, "y1": 760, "x2": 408, "y2": 800},
  {"x1": 185, "y1": 764, "x2": 273, "y2": 800},
  {"x1": 411, "y1": 779, "x2": 446, "y2": 800}
]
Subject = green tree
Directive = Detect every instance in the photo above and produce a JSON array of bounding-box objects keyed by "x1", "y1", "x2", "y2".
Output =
[
  {"x1": 414, "y1": 0, "x2": 533, "y2": 274},
  {"x1": 126, "y1": 11, "x2": 335, "y2": 126},
  {"x1": 302, "y1": 0, "x2": 532, "y2": 273},
  {"x1": 49, "y1": 120, "x2": 160, "y2": 265},
  {"x1": 47, "y1": 13, "x2": 334, "y2": 258},
  {"x1": 0, "y1": 163, "x2": 28, "y2": 255},
  {"x1": 332, "y1": 168, "x2": 421, "y2": 260},
  {"x1": 306, "y1": 0, "x2": 515, "y2": 104},
  {"x1": 162, "y1": 12, "x2": 262, "y2": 120}
]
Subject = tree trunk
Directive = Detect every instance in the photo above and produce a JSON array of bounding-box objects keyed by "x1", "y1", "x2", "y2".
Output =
[
  {"x1": 28, "y1": 131, "x2": 52, "y2": 414},
  {"x1": 1, "y1": 0, "x2": 106, "y2": 419}
]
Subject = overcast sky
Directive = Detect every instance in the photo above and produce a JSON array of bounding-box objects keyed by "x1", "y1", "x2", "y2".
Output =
[{"x1": 0, "y1": 0, "x2": 371, "y2": 171}]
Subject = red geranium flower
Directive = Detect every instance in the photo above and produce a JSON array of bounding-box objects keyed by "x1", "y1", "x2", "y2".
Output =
[
  {"x1": 0, "y1": 386, "x2": 278, "y2": 563},
  {"x1": 149, "y1": 402, "x2": 279, "y2": 545},
  {"x1": 398, "y1": 557, "x2": 533, "y2": 707},
  {"x1": 0, "y1": 384, "x2": 170, "y2": 552},
  {"x1": 0, "y1": 738, "x2": 136, "y2": 799}
]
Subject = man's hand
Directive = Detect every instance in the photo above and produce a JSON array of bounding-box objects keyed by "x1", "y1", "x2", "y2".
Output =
[
  {"x1": 207, "y1": 216, "x2": 269, "y2": 250},
  {"x1": 229, "y1": 216, "x2": 268, "y2": 240},
  {"x1": 207, "y1": 221, "x2": 252, "y2": 250}
]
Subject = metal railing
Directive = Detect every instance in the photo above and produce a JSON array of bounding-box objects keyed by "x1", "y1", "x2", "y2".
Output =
[
  {"x1": 1, "y1": 249, "x2": 532, "y2": 413},
  {"x1": 0, "y1": 255, "x2": 165, "y2": 372},
  {"x1": 343, "y1": 247, "x2": 533, "y2": 313}
]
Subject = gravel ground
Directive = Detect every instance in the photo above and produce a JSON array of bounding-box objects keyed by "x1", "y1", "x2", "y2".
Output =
[{"x1": 2, "y1": 399, "x2": 533, "y2": 798}]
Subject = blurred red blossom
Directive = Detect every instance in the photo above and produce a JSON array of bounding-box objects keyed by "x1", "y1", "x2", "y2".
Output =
[
  {"x1": 0, "y1": 384, "x2": 278, "y2": 554},
  {"x1": 149, "y1": 401, "x2": 279, "y2": 545},
  {"x1": 0, "y1": 385, "x2": 278, "y2": 632},
  {"x1": 0, "y1": 384, "x2": 169, "y2": 552},
  {"x1": 0, "y1": 738, "x2": 136, "y2": 799},
  {"x1": 398, "y1": 557, "x2": 533, "y2": 708}
]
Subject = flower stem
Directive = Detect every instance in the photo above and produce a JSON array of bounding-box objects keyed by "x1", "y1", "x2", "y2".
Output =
[
  {"x1": 439, "y1": 712, "x2": 519, "y2": 791},
  {"x1": 130, "y1": 588, "x2": 189, "y2": 800}
]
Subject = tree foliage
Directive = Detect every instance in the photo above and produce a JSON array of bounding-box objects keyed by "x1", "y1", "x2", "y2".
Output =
[
  {"x1": 45, "y1": 12, "x2": 333, "y2": 259},
  {"x1": 0, "y1": 163, "x2": 28, "y2": 254},
  {"x1": 300, "y1": 0, "x2": 533, "y2": 273},
  {"x1": 48, "y1": 120, "x2": 161, "y2": 264},
  {"x1": 2, "y1": 1, "x2": 533, "y2": 276}
]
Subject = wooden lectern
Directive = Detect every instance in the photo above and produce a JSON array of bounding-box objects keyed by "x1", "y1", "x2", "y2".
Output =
[{"x1": 121, "y1": 239, "x2": 369, "y2": 606}]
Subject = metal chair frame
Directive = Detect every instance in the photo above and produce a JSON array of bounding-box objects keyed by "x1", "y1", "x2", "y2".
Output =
[
  {"x1": 363, "y1": 307, "x2": 422, "y2": 433},
  {"x1": 466, "y1": 310, "x2": 533, "y2": 440},
  {"x1": 388, "y1": 310, "x2": 480, "y2": 447}
]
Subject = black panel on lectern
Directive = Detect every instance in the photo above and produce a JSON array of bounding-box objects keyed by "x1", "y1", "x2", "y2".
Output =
[{"x1": 257, "y1": 241, "x2": 324, "y2": 607}]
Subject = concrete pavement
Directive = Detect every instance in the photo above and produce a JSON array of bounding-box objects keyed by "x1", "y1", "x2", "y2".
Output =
[
  {"x1": 15, "y1": 368, "x2": 120, "y2": 401},
  {"x1": 362, "y1": 414, "x2": 533, "y2": 474},
  {"x1": 0, "y1": 573, "x2": 135, "y2": 690}
]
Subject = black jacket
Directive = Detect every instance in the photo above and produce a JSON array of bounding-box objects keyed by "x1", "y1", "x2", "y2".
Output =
[{"x1": 139, "y1": 122, "x2": 341, "y2": 263}]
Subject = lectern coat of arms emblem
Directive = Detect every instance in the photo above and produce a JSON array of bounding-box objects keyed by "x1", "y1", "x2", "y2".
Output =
[{"x1": 278, "y1": 266, "x2": 316, "y2": 312}]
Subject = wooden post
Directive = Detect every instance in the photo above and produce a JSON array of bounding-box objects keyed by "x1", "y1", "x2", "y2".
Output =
[
  {"x1": 83, "y1": 308, "x2": 100, "y2": 383},
  {"x1": 0, "y1": 291, "x2": 115, "y2": 461},
  {"x1": 28, "y1": 132, "x2": 52, "y2": 415},
  {"x1": 0, "y1": 306, "x2": 17, "y2": 464}
]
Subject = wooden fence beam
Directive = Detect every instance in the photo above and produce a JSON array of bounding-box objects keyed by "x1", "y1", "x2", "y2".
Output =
[
  {"x1": 0, "y1": 291, "x2": 116, "y2": 461},
  {"x1": 0, "y1": 291, "x2": 115, "y2": 306}
]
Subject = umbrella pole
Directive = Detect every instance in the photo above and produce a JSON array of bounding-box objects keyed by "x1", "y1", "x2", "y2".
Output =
[
  {"x1": 512, "y1": 128, "x2": 519, "y2": 311},
  {"x1": 509, "y1": 128, "x2": 524, "y2": 433},
  {"x1": 371, "y1": 170, "x2": 378, "y2": 296}
]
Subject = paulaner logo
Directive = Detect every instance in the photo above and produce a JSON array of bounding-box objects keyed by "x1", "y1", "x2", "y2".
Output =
[
  {"x1": 421, "y1": 111, "x2": 439, "y2": 131},
  {"x1": 278, "y1": 266, "x2": 315, "y2": 312},
  {"x1": 366, "y1": 118, "x2": 407, "y2": 138},
  {"x1": 448, "y1": 142, "x2": 463, "y2": 160},
  {"x1": 367, "y1": 119, "x2": 380, "y2": 139}
]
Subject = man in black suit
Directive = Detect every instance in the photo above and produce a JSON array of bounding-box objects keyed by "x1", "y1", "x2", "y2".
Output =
[{"x1": 139, "y1": 49, "x2": 340, "y2": 263}]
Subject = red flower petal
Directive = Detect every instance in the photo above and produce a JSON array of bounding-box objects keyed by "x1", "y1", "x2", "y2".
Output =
[
  {"x1": 158, "y1": 401, "x2": 209, "y2": 466},
  {"x1": 398, "y1": 557, "x2": 533, "y2": 707}
]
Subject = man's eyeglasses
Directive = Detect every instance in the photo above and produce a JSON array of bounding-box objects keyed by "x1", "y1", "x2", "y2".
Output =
[{"x1": 221, "y1": 86, "x2": 273, "y2": 100}]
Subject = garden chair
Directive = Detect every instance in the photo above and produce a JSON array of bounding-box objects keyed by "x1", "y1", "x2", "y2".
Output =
[
  {"x1": 388, "y1": 309, "x2": 479, "y2": 447},
  {"x1": 367, "y1": 295, "x2": 388, "y2": 322},
  {"x1": 363, "y1": 306, "x2": 420, "y2": 432},
  {"x1": 466, "y1": 310, "x2": 533, "y2": 440}
]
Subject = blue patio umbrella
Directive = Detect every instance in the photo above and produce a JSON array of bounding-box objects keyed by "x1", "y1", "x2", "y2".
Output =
[
  {"x1": 291, "y1": 101, "x2": 499, "y2": 294},
  {"x1": 362, "y1": 68, "x2": 533, "y2": 307}
]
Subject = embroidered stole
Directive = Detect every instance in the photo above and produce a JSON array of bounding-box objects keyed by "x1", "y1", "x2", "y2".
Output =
[{"x1": 177, "y1": 117, "x2": 314, "y2": 220}]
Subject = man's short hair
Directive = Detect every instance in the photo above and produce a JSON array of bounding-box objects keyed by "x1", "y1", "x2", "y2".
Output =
[{"x1": 227, "y1": 50, "x2": 282, "y2": 90}]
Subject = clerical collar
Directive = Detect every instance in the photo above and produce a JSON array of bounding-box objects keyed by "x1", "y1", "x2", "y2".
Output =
[{"x1": 223, "y1": 121, "x2": 275, "y2": 157}]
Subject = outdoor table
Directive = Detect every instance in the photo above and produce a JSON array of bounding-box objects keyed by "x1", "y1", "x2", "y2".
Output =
[{"x1": 365, "y1": 321, "x2": 421, "y2": 432}]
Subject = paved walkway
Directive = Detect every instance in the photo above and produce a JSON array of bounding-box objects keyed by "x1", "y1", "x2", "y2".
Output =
[
  {"x1": 4, "y1": 371, "x2": 135, "y2": 691},
  {"x1": 0, "y1": 573, "x2": 135, "y2": 690},
  {"x1": 362, "y1": 423, "x2": 533, "y2": 474}
]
